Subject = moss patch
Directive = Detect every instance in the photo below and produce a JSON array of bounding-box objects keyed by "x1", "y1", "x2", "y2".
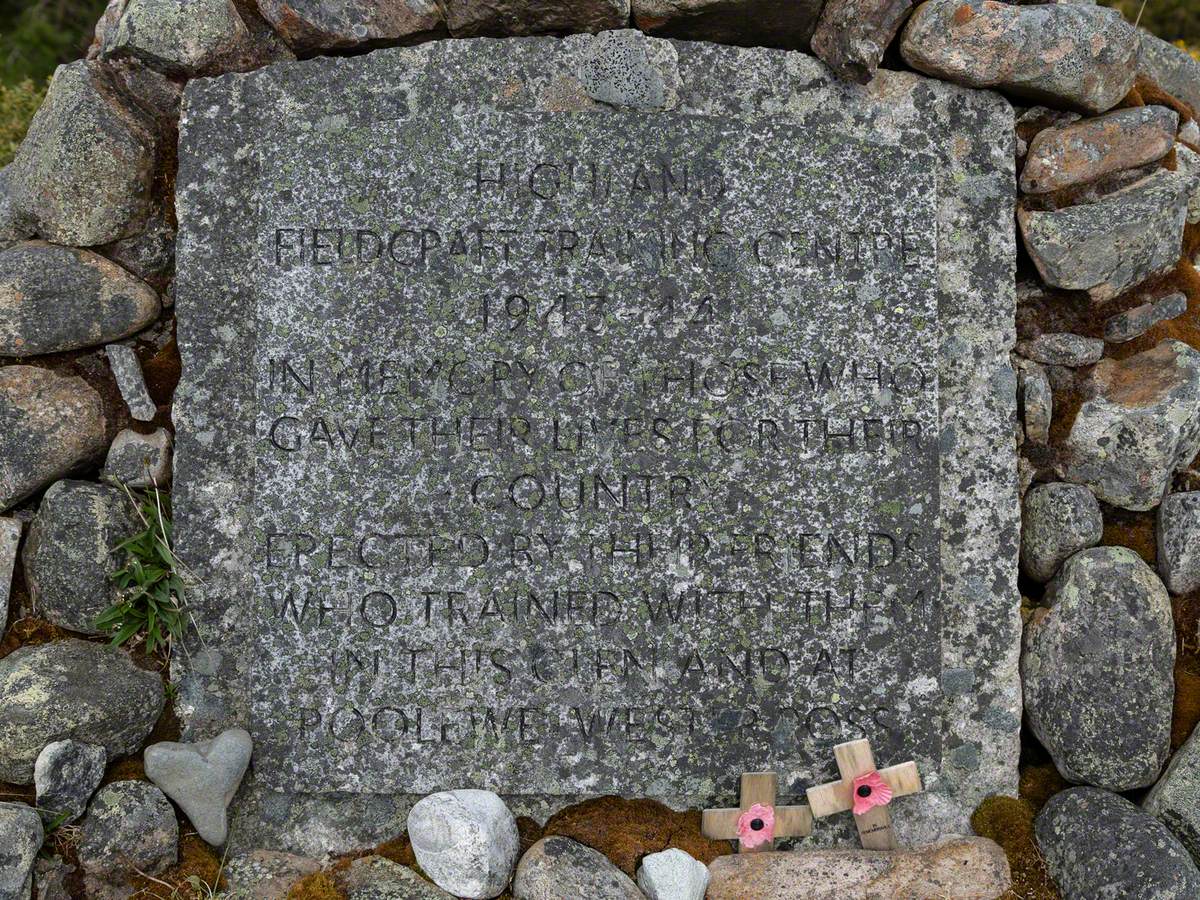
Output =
[
  {"x1": 0, "y1": 616, "x2": 68, "y2": 660},
  {"x1": 971, "y1": 795, "x2": 1062, "y2": 900},
  {"x1": 286, "y1": 871, "x2": 347, "y2": 900},
  {"x1": 1018, "y1": 762, "x2": 1070, "y2": 811},
  {"x1": 1100, "y1": 506, "x2": 1158, "y2": 565},
  {"x1": 128, "y1": 833, "x2": 226, "y2": 899}
]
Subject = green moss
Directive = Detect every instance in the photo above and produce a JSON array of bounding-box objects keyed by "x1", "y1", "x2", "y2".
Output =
[{"x1": 0, "y1": 78, "x2": 45, "y2": 167}]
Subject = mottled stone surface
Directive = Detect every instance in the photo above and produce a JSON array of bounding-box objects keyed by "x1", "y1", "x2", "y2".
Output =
[
  {"x1": 1023, "y1": 547, "x2": 1174, "y2": 790},
  {"x1": 1020, "y1": 482, "x2": 1102, "y2": 583},
  {"x1": 8, "y1": 60, "x2": 159, "y2": 247},
  {"x1": 0, "y1": 639, "x2": 164, "y2": 783},
  {"x1": 102, "y1": 0, "x2": 293, "y2": 77},
  {"x1": 0, "y1": 802, "x2": 42, "y2": 900},
  {"x1": 577, "y1": 29, "x2": 666, "y2": 107},
  {"x1": 810, "y1": 0, "x2": 913, "y2": 83},
  {"x1": 1061, "y1": 340, "x2": 1200, "y2": 510},
  {"x1": 1015, "y1": 332, "x2": 1103, "y2": 366},
  {"x1": 513, "y1": 837, "x2": 643, "y2": 900},
  {"x1": 259, "y1": 0, "x2": 443, "y2": 53},
  {"x1": 79, "y1": 781, "x2": 178, "y2": 900},
  {"x1": 1147, "y1": 724, "x2": 1200, "y2": 867},
  {"x1": 103, "y1": 426, "x2": 173, "y2": 488},
  {"x1": 1020, "y1": 105, "x2": 1178, "y2": 194},
  {"x1": 636, "y1": 848, "x2": 707, "y2": 900},
  {"x1": 1176, "y1": 144, "x2": 1200, "y2": 226},
  {"x1": 144, "y1": 727, "x2": 252, "y2": 846},
  {"x1": 224, "y1": 849, "x2": 322, "y2": 899},
  {"x1": 1105, "y1": 292, "x2": 1188, "y2": 343},
  {"x1": 1158, "y1": 491, "x2": 1200, "y2": 595},
  {"x1": 174, "y1": 36, "x2": 1018, "y2": 846},
  {"x1": 34, "y1": 855, "x2": 74, "y2": 900},
  {"x1": 442, "y1": 0, "x2": 628, "y2": 37},
  {"x1": 34, "y1": 740, "x2": 107, "y2": 825},
  {"x1": 1018, "y1": 169, "x2": 1191, "y2": 302},
  {"x1": 1140, "y1": 34, "x2": 1200, "y2": 117},
  {"x1": 0, "y1": 241, "x2": 160, "y2": 357},
  {"x1": 901, "y1": 0, "x2": 1139, "y2": 114},
  {"x1": 106, "y1": 343, "x2": 157, "y2": 421},
  {"x1": 0, "y1": 366, "x2": 107, "y2": 512},
  {"x1": 633, "y1": 0, "x2": 824, "y2": 51},
  {"x1": 336, "y1": 856, "x2": 455, "y2": 899},
  {"x1": 0, "y1": 517, "x2": 18, "y2": 635},
  {"x1": 23, "y1": 480, "x2": 137, "y2": 634},
  {"x1": 1018, "y1": 361, "x2": 1052, "y2": 445},
  {"x1": 706, "y1": 839, "x2": 1010, "y2": 899},
  {"x1": 1038, "y1": 787, "x2": 1200, "y2": 899},
  {"x1": 409, "y1": 790, "x2": 518, "y2": 898}
]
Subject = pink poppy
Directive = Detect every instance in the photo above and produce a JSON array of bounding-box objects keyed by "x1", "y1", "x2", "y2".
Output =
[
  {"x1": 735, "y1": 803, "x2": 776, "y2": 849},
  {"x1": 851, "y1": 771, "x2": 893, "y2": 816}
]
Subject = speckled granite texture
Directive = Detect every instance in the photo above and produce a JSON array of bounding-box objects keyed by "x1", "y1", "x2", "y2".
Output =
[{"x1": 174, "y1": 34, "x2": 1018, "y2": 852}]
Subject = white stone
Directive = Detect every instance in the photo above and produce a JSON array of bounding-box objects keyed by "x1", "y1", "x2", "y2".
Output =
[
  {"x1": 408, "y1": 789, "x2": 519, "y2": 899},
  {"x1": 143, "y1": 727, "x2": 252, "y2": 846},
  {"x1": 636, "y1": 848, "x2": 708, "y2": 900}
]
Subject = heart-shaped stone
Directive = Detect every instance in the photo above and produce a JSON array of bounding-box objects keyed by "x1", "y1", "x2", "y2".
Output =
[{"x1": 143, "y1": 727, "x2": 252, "y2": 846}]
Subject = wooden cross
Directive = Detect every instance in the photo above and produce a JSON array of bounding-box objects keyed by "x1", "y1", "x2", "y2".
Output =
[
  {"x1": 701, "y1": 772, "x2": 813, "y2": 853},
  {"x1": 806, "y1": 738, "x2": 922, "y2": 850}
]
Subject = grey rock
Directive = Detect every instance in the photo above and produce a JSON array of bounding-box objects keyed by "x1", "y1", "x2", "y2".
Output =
[
  {"x1": 335, "y1": 856, "x2": 455, "y2": 899},
  {"x1": 1019, "y1": 169, "x2": 1191, "y2": 302},
  {"x1": 901, "y1": 0, "x2": 1139, "y2": 113},
  {"x1": 0, "y1": 802, "x2": 42, "y2": 900},
  {"x1": 1020, "y1": 483, "x2": 1103, "y2": 583},
  {"x1": 1146, "y1": 723, "x2": 1200, "y2": 868},
  {"x1": 0, "y1": 639, "x2": 164, "y2": 783},
  {"x1": 441, "y1": 0, "x2": 628, "y2": 37},
  {"x1": 1105, "y1": 292, "x2": 1188, "y2": 343},
  {"x1": 577, "y1": 29, "x2": 665, "y2": 108},
  {"x1": 1158, "y1": 491, "x2": 1200, "y2": 595},
  {"x1": 0, "y1": 241, "x2": 159, "y2": 357},
  {"x1": 34, "y1": 855, "x2": 74, "y2": 900},
  {"x1": 1023, "y1": 546, "x2": 1174, "y2": 789},
  {"x1": 1038, "y1": 787, "x2": 1200, "y2": 899},
  {"x1": 144, "y1": 727, "x2": 252, "y2": 846},
  {"x1": 0, "y1": 366, "x2": 107, "y2": 512},
  {"x1": 8, "y1": 60, "x2": 158, "y2": 247},
  {"x1": 633, "y1": 0, "x2": 824, "y2": 50},
  {"x1": 0, "y1": 167, "x2": 33, "y2": 252},
  {"x1": 1140, "y1": 33, "x2": 1200, "y2": 117},
  {"x1": 224, "y1": 849, "x2": 322, "y2": 899},
  {"x1": 79, "y1": 781, "x2": 178, "y2": 899},
  {"x1": 23, "y1": 480, "x2": 137, "y2": 634},
  {"x1": 1182, "y1": 119, "x2": 1200, "y2": 145},
  {"x1": 34, "y1": 740, "x2": 107, "y2": 825},
  {"x1": 810, "y1": 0, "x2": 913, "y2": 83},
  {"x1": 1020, "y1": 105, "x2": 1178, "y2": 194},
  {"x1": 1016, "y1": 332, "x2": 1104, "y2": 367},
  {"x1": 102, "y1": 0, "x2": 293, "y2": 77},
  {"x1": 513, "y1": 837, "x2": 644, "y2": 900},
  {"x1": 0, "y1": 517, "x2": 19, "y2": 635},
  {"x1": 101, "y1": 202, "x2": 177, "y2": 286},
  {"x1": 636, "y1": 848, "x2": 707, "y2": 900},
  {"x1": 103, "y1": 427, "x2": 172, "y2": 488},
  {"x1": 106, "y1": 343, "x2": 157, "y2": 421},
  {"x1": 1061, "y1": 339, "x2": 1200, "y2": 510},
  {"x1": 258, "y1": 0, "x2": 442, "y2": 54},
  {"x1": 1175, "y1": 144, "x2": 1200, "y2": 225},
  {"x1": 408, "y1": 790, "x2": 518, "y2": 899},
  {"x1": 1019, "y1": 362, "x2": 1052, "y2": 445}
]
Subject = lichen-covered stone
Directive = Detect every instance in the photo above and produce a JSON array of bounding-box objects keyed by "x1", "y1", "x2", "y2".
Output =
[
  {"x1": 0, "y1": 802, "x2": 42, "y2": 900},
  {"x1": 102, "y1": 0, "x2": 293, "y2": 77},
  {"x1": 0, "y1": 517, "x2": 19, "y2": 635},
  {"x1": 513, "y1": 837, "x2": 643, "y2": 900},
  {"x1": 1158, "y1": 491, "x2": 1200, "y2": 595},
  {"x1": 258, "y1": 0, "x2": 442, "y2": 54},
  {"x1": 1023, "y1": 547, "x2": 1174, "y2": 789},
  {"x1": 1020, "y1": 482, "x2": 1102, "y2": 583},
  {"x1": 1015, "y1": 332, "x2": 1103, "y2": 367},
  {"x1": 705, "y1": 839, "x2": 1011, "y2": 899},
  {"x1": 34, "y1": 739, "x2": 107, "y2": 825},
  {"x1": 1140, "y1": 33, "x2": 1200, "y2": 118},
  {"x1": 1038, "y1": 787, "x2": 1200, "y2": 899},
  {"x1": 408, "y1": 790, "x2": 518, "y2": 899},
  {"x1": 636, "y1": 848, "x2": 707, "y2": 900},
  {"x1": 0, "y1": 366, "x2": 107, "y2": 512},
  {"x1": 441, "y1": 0, "x2": 628, "y2": 37},
  {"x1": 577, "y1": 29, "x2": 666, "y2": 108},
  {"x1": 34, "y1": 855, "x2": 73, "y2": 900},
  {"x1": 335, "y1": 855, "x2": 455, "y2": 899},
  {"x1": 633, "y1": 0, "x2": 824, "y2": 50},
  {"x1": 810, "y1": 0, "x2": 913, "y2": 83},
  {"x1": 79, "y1": 781, "x2": 178, "y2": 899},
  {"x1": 1104, "y1": 292, "x2": 1188, "y2": 343},
  {"x1": 1018, "y1": 169, "x2": 1192, "y2": 302},
  {"x1": 1018, "y1": 361, "x2": 1052, "y2": 445},
  {"x1": 106, "y1": 343, "x2": 157, "y2": 421},
  {"x1": 1020, "y1": 105, "x2": 1178, "y2": 194},
  {"x1": 223, "y1": 849, "x2": 322, "y2": 899},
  {"x1": 1146, "y1": 724, "x2": 1200, "y2": 866},
  {"x1": 0, "y1": 241, "x2": 159, "y2": 357},
  {"x1": 1061, "y1": 339, "x2": 1200, "y2": 510},
  {"x1": 8, "y1": 60, "x2": 158, "y2": 247},
  {"x1": 901, "y1": 0, "x2": 1139, "y2": 114},
  {"x1": 144, "y1": 728, "x2": 252, "y2": 847},
  {"x1": 103, "y1": 427, "x2": 173, "y2": 488},
  {"x1": 1175, "y1": 144, "x2": 1200, "y2": 226},
  {"x1": 23, "y1": 480, "x2": 137, "y2": 634},
  {"x1": 0, "y1": 639, "x2": 164, "y2": 783},
  {"x1": 0, "y1": 166, "x2": 33, "y2": 252}
]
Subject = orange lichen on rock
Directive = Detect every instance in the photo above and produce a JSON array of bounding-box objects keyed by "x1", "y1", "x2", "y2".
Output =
[
  {"x1": 286, "y1": 871, "x2": 347, "y2": 900},
  {"x1": 542, "y1": 796, "x2": 733, "y2": 877},
  {"x1": 128, "y1": 833, "x2": 226, "y2": 899},
  {"x1": 971, "y1": 795, "x2": 1063, "y2": 900}
]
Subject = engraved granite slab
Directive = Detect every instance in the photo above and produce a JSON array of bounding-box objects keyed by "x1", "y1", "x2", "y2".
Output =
[{"x1": 175, "y1": 34, "x2": 1018, "y2": 852}]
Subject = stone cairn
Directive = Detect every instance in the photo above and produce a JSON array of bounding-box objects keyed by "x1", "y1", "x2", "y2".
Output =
[{"x1": 0, "y1": 0, "x2": 1197, "y2": 898}]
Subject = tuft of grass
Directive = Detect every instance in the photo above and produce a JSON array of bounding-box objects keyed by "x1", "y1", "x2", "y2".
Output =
[
  {"x1": 0, "y1": 77, "x2": 45, "y2": 167},
  {"x1": 96, "y1": 487, "x2": 187, "y2": 657}
]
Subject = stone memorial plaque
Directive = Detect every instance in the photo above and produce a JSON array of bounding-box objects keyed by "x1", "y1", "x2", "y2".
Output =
[{"x1": 176, "y1": 35, "x2": 1018, "y2": 835}]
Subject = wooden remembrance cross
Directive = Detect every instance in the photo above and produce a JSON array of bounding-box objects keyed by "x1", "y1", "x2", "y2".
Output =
[
  {"x1": 702, "y1": 772, "x2": 813, "y2": 852},
  {"x1": 806, "y1": 738, "x2": 923, "y2": 850}
]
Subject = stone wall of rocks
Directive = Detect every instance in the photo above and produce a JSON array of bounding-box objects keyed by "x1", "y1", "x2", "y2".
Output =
[{"x1": 0, "y1": 0, "x2": 1198, "y2": 898}]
